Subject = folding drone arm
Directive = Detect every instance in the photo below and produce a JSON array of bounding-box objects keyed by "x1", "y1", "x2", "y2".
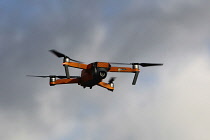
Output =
[
  {"x1": 108, "y1": 66, "x2": 140, "y2": 73},
  {"x1": 109, "y1": 66, "x2": 140, "y2": 85},
  {"x1": 63, "y1": 62, "x2": 87, "y2": 69},
  {"x1": 50, "y1": 78, "x2": 80, "y2": 86},
  {"x1": 108, "y1": 62, "x2": 163, "y2": 85},
  {"x1": 97, "y1": 82, "x2": 114, "y2": 91}
]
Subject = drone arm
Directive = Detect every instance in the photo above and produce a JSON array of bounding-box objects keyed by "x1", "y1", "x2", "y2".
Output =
[
  {"x1": 97, "y1": 82, "x2": 114, "y2": 91},
  {"x1": 109, "y1": 67, "x2": 140, "y2": 73},
  {"x1": 63, "y1": 62, "x2": 87, "y2": 69},
  {"x1": 50, "y1": 78, "x2": 80, "y2": 85},
  {"x1": 109, "y1": 66, "x2": 140, "y2": 85}
]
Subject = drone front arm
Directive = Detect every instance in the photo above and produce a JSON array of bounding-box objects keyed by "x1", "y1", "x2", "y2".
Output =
[
  {"x1": 109, "y1": 67, "x2": 140, "y2": 73},
  {"x1": 97, "y1": 82, "x2": 114, "y2": 91},
  {"x1": 50, "y1": 78, "x2": 80, "y2": 85},
  {"x1": 63, "y1": 62, "x2": 87, "y2": 69}
]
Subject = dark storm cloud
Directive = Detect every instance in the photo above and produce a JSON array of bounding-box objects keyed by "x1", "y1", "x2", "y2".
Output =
[{"x1": 0, "y1": 0, "x2": 210, "y2": 140}]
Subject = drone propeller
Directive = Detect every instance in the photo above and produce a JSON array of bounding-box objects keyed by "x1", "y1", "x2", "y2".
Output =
[
  {"x1": 109, "y1": 62, "x2": 163, "y2": 67},
  {"x1": 108, "y1": 77, "x2": 116, "y2": 84},
  {"x1": 132, "y1": 63, "x2": 163, "y2": 67},
  {"x1": 27, "y1": 75, "x2": 80, "y2": 79},
  {"x1": 49, "y1": 49, "x2": 66, "y2": 58},
  {"x1": 49, "y1": 49, "x2": 83, "y2": 63}
]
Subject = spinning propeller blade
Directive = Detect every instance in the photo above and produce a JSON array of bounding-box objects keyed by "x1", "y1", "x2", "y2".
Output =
[
  {"x1": 27, "y1": 75, "x2": 80, "y2": 79},
  {"x1": 49, "y1": 49, "x2": 83, "y2": 63},
  {"x1": 27, "y1": 75, "x2": 51, "y2": 78},
  {"x1": 109, "y1": 62, "x2": 163, "y2": 67},
  {"x1": 132, "y1": 63, "x2": 163, "y2": 67},
  {"x1": 49, "y1": 50, "x2": 66, "y2": 58},
  {"x1": 108, "y1": 77, "x2": 116, "y2": 84}
]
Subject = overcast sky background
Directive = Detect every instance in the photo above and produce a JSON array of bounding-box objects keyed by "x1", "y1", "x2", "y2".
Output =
[{"x1": 0, "y1": 0, "x2": 210, "y2": 140}]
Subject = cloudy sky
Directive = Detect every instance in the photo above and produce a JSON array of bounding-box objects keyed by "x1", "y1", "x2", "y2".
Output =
[{"x1": 0, "y1": 0, "x2": 210, "y2": 140}]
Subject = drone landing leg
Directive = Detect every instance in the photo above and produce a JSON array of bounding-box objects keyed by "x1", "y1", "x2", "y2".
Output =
[{"x1": 64, "y1": 65, "x2": 70, "y2": 79}]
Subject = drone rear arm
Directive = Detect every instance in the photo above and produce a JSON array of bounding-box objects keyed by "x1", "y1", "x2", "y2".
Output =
[
  {"x1": 63, "y1": 62, "x2": 87, "y2": 69},
  {"x1": 109, "y1": 67, "x2": 140, "y2": 73},
  {"x1": 109, "y1": 66, "x2": 140, "y2": 85}
]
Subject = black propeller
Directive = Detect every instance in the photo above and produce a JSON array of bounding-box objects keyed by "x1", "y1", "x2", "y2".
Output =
[
  {"x1": 108, "y1": 77, "x2": 116, "y2": 84},
  {"x1": 132, "y1": 63, "x2": 163, "y2": 67},
  {"x1": 109, "y1": 62, "x2": 163, "y2": 67},
  {"x1": 49, "y1": 49, "x2": 66, "y2": 58},
  {"x1": 49, "y1": 49, "x2": 83, "y2": 63},
  {"x1": 27, "y1": 75, "x2": 80, "y2": 79}
]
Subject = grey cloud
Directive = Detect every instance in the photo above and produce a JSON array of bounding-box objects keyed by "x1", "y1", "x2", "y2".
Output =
[
  {"x1": 0, "y1": 0, "x2": 210, "y2": 140},
  {"x1": 105, "y1": 1, "x2": 210, "y2": 61}
]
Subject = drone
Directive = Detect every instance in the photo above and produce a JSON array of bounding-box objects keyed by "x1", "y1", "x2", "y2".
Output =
[{"x1": 28, "y1": 50, "x2": 163, "y2": 91}]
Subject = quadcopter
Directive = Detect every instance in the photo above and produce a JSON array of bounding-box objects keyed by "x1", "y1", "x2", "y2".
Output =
[{"x1": 28, "y1": 50, "x2": 163, "y2": 91}]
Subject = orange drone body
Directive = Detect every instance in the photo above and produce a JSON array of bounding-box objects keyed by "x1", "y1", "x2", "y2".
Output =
[{"x1": 28, "y1": 50, "x2": 162, "y2": 91}]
